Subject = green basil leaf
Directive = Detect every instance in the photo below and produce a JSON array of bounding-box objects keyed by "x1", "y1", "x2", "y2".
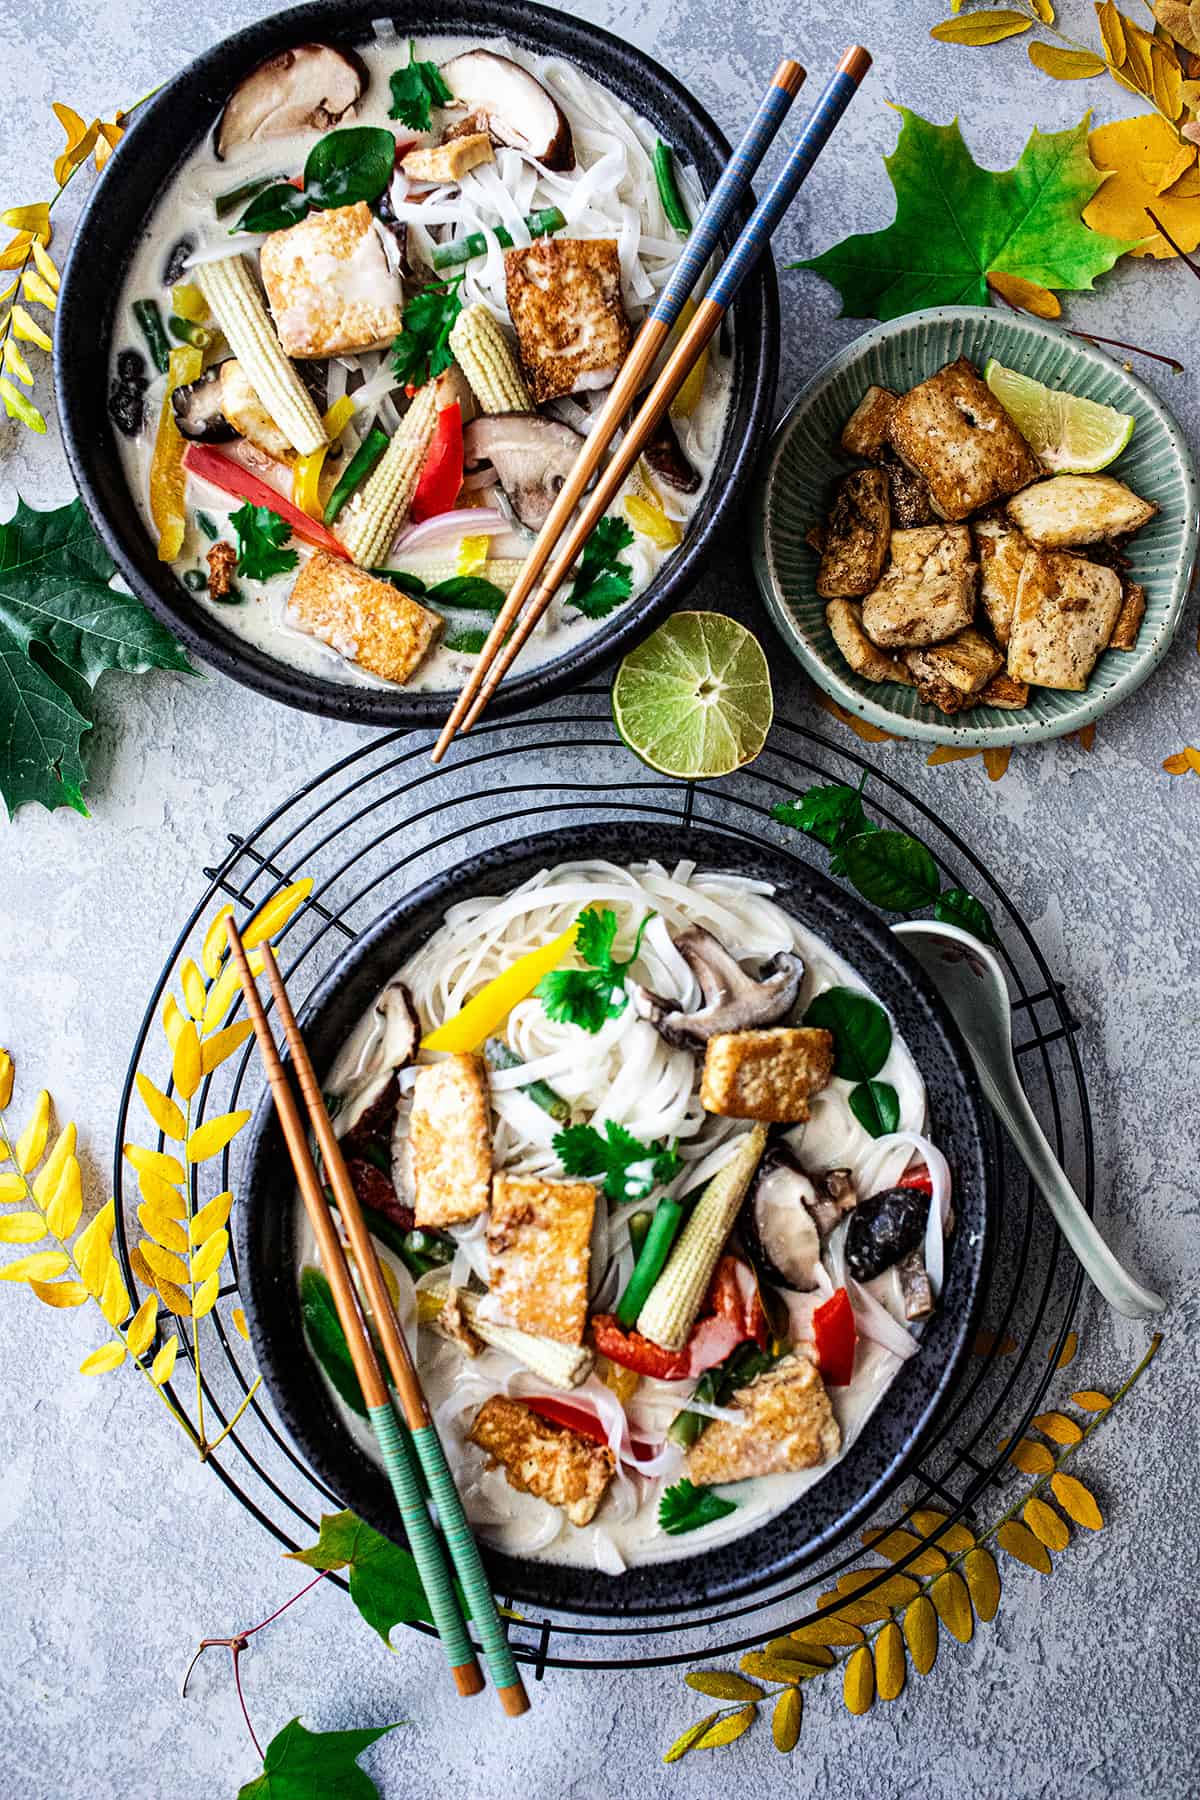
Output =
[
  {"x1": 848, "y1": 1079, "x2": 900, "y2": 1137},
  {"x1": 933, "y1": 886, "x2": 997, "y2": 945},
  {"x1": 836, "y1": 829, "x2": 941, "y2": 911},
  {"x1": 234, "y1": 182, "x2": 309, "y2": 234},
  {"x1": 300, "y1": 1266, "x2": 367, "y2": 1417},
  {"x1": 443, "y1": 627, "x2": 489, "y2": 654},
  {"x1": 804, "y1": 985, "x2": 892, "y2": 1081},
  {"x1": 370, "y1": 568, "x2": 427, "y2": 596},
  {"x1": 426, "y1": 576, "x2": 508, "y2": 613},
  {"x1": 303, "y1": 126, "x2": 397, "y2": 210}
]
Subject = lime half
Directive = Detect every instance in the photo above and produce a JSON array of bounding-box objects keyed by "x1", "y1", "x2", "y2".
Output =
[
  {"x1": 612, "y1": 612, "x2": 773, "y2": 779},
  {"x1": 985, "y1": 359, "x2": 1135, "y2": 473}
]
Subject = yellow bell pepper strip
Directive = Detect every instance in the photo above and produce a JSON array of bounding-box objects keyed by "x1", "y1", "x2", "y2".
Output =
[
  {"x1": 292, "y1": 395, "x2": 357, "y2": 519},
  {"x1": 456, "y1": 532, "x2": 491, "y2": 577},
  {"x1": 624, "y1": 493, "x2": 682, "y2": 549},
  {"x1": 422, "y1": 918, "x2": 580, "y2": 1053},
  {"x1": 150, "y1": 344, "x2": 203, "y2": 562},
  {"x1": 669, "y1": 298, "x2": 709, "y2": 418},
  {"x1": 171, "y1": 283, "x2": 209, "y2": 323}
]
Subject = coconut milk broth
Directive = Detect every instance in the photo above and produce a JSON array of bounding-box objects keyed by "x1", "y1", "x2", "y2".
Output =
[
  {"x1": 113, "y1": 34, "x2": 734, "y2": 692},
  {"x1": 296, "y1": 881, "x2": 934, "y2": 1572}
]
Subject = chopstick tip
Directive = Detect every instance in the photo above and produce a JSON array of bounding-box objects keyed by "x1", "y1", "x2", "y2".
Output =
[
  {"x1": 454, "y1": 1662, "x2": 487, "y2": 1698},
  {"x1": 775, "y1": 58, "x2": 806, "y2": 96},
  {"x1": 497, "y1": 1679, "x2": 532, "y2": 1717},
  {"x1": 838, "y1": 45, "x2": 873, "y2": 82}
]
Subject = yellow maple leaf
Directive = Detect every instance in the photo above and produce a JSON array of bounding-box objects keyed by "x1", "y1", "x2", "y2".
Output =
[{"x1": 1084, "y1": 114, "x2": 1200, "y2": 255}]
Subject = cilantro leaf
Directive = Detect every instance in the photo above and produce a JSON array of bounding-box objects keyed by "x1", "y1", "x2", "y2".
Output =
[
  {"x1": 568, "y1": 515, "x2": 635, "y2": 619},
  {"x1": 793, "y1": 109, "x2": 1135, "y2": 321},
  {"x1": 0, "y1": 495, "x2": 193, "y2": 818},
  {"x1": 658, "y1": 1478, "x2": 738, "y2": 1536},
  {"x1": 388, "y1": 40, "x2": 453, "y2": 132},
  {"x1": 391, "y1": 278, "x2": 463, "y2": 388},
  {"x1": 229, "y1": 504, "x2": 299, "y2": 583},
  {"x1": 575, "y1": 905, "x2": 619, "y2": 969},
  {"x1": 554, "y1": 1119, "x2": 681, "y2": 1202},
  {"x1": 238, "y1": 1717, "x2": 400, "y2": 1800},
  {"x1": 534, "y1": 905, "x2": 653, "y2": 1033}
]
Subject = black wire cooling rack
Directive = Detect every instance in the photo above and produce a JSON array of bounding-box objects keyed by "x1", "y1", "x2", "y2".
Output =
[{"x1": 110, "y1": 689, "x2": 1090, "y2": 1674}]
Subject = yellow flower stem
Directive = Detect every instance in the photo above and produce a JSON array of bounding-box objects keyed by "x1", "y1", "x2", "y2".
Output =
[
  {"x1": 201, "y1": 1375, "x2": 264, "y2": 1461},
  {"x1": 182, "y1": 1091, "x2": 206, "y2": 1450}
]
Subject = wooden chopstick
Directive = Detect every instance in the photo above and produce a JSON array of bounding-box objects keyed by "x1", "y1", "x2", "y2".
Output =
[
  {"x1": 254, "y1": 938, "x2": 532, "y2": 1718},
  {"x1": 433, "y1": 47, "x2": 873, "y2": 752},
  {"x1": 225, "y1": 921, "x2": 495, "y2": 1707},
  {"x1": 431, "y1": 56, "x2": 807, "y2": 762}
]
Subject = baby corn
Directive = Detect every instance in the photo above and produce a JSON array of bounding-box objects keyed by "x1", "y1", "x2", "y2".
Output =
[
  {"x1": 449, "y1": 304, "x2": 532, "y2": 414},
  {"x1": 339, "y1": 382, "x2": 440, "y2": 569},
  {"x1": 195, "y1": 255, "x2": 326, "y2": 456},
  {"x1": 636, "y1": 1127, "x2": 768, "y2": 1352}
]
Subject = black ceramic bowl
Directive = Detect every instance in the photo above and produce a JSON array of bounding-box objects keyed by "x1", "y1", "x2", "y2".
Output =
[
  {"x1": 55, "y1": 0, "x2": 779, "y2": 727},
  {"x1": 235, "y1": 821, "x2": 996, "y2": 1616}
]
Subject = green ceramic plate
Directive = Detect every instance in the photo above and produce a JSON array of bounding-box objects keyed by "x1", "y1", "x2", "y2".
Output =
[{"x1": 751, "y1": 306, "x2": 1198, "y2": 745}]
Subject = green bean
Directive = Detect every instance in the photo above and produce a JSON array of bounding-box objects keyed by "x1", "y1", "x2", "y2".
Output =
[
  {"x1": 132, "y1": 298, "x2": 171, "y2": 374},
  {"x1": 214, "y1": 172, "x2": 285, "y2": 220},
  {"x1": 483, "y1": 1038, "x2": 571, "y2": 1121},
  {"x1": 615, "y1": 1197, "x2": 685, "y2": 1329},
  {"x1": 168, "y1": 313, "x2": 213, "y2": 349},
  {"x1": 431, "y1": 206, "x2": 565, "y2": 271},
  {"x1": 653, "y1": 141, "x2": 691, "y2": 236},
  {"x1": 322, "y1": 426, "x2": 390, "y2": 525},
  {"x1": 195, "y1": 511, "x2": 219, "y2": 540}
]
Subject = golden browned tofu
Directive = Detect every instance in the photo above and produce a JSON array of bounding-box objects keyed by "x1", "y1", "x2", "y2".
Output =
[
  {"x1": 686, "y1": 1352, "x2": 840, "y2": 1486},
  {"x1": 905, "y1": 627, "x2": 1004, "y2": 715},
  {"x1": 978, "y1": 669, "x2": 1030, "y2": 709},
  {"x1": 504, "y1": 238, "x2": 631, "y2": 404},
  {"x1": 487, "y1": 1174, "x2": 596, "y2": 1345},
  {"x1": 883, "y1": 458, "x2": 935, "y2": 528},
  {"x1": 287, "y1": 553, "x2": 441, "y2": 684},
  {"x1": 860, "y1": 525, "x2": 977, "y2": 649},
  {"x1": 887, "y1": 357, "x2": 1043, "y2": 520},
  {"x1": 409, "y1": 1053, "x2": 493, "y2": 1228},
  {"x1": 401, "y1": 131, "x2": 494, "y2": 183},
  {"x1": 260, "y1": 202, "x2": 403, "y2": 358},
  {"x1": 816, "y1": 469, "x2": 891, "y2": 598},
  {"x1": 700, "y1": 1028, "x2": 834, "y2": 1124},
  {"x1": 974, "y1": 517, "x2": 1030, "y2": 649},
  {"x1": 1007, "y1": 474, "x2": 1157, "y2": 547},
  {"x1": 1109, "y1": 580, "x2": 1147, "y2": 651},
  {"x1": 1007, "y1": 550, "x2": 1123, "y2": 691},
  {"x1": 468, "y1": 1396, "x2": 615, "y2": 1526},
  {"x1": 839, "y1": 385, "x2": 898, "y2": 460},
  {"x1": 825, "y1": 599, "x2": 915, "y2": 686},
  {"x1": 218, "y1": 360, "x2": 294, "y2": 464}
]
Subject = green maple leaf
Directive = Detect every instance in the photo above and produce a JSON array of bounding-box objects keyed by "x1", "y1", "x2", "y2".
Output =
[
  {"x1": 238, "y1": 1717, "x2": 400, "y2": 1800},
  {"x1": 0, "y1": 496, "x2": 193, "y2": 818},
  {"x1": 794, "y1": 108, "x2": 1138, "y2": 321},
  {"x1": 287, "y1": 1509, "x2": 443, "y2": 1644}
]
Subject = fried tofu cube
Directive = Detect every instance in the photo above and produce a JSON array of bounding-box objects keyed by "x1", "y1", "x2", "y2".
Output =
[
  {"x1": 287, "y1": 553, "x2": 441, "y2": 685},
  {"x1": 825, "y1": 599, "x2": 915, "y2": 686},
  {"x1": 904, "y1": 626, "x2": 1004, "y2": 715},
  {"x1": 978, "y1": 669, "x2": 1030, "y2": 709},
  {"x1": 1007, "y1": 549, "x2": 1123, "y2": 690},
  {"x1": 504, "y1": 237, "x2": 631, "y2": 404},
  {"x1": 974, "y1": 517, "x2": 1030, "y2": 649},
  {"x1": 840, "y1": 385, "x2": 899, "y2": 460},
  {"x1": 401, "y1": 131, "x2": 494, "y2": 184},
  {"x1": 1007, "y1": 474, "x2": 1157, "y2": 547},
  {"x1": 700, "y1": 1028, "x2": 834, "y2": 1124},
  {"x1": 487, "y1": 1174, "x2": 596, "y2": 1345},
  {"x1": 860, "y1": 525, "x2": 977, "y2": 649},
  {"x1": 468, "y1": 1396, "x2": 615, "y2": 1526},
  {"x1": 686, "y1": 1352, "x2": 840, "y2": 1486},
  {"x1": 816, "y1": 469, "x2": 892, "y2": 598},
  {"x1": 887, "y1": 357, "x2": 1043, "y2": 520},
  {"x1": 883, "y1": 457, "x2": 935, "y2": 528},
  {"x1": 409, "y1": 1053, "x2": 493, "y2": 1228},
  {"x1": 260, "y1": 202, "x2": 404, "y2": 358},
  {"x1": 1109, "y1": 579, "x2": 1147, "y2": 651}
]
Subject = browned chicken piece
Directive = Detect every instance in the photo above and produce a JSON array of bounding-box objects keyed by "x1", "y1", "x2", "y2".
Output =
[
  {"x1": 700, "y1": 1028, "x2": 835, "y2": 1124},
  {"x1": 504, "y1": 237, "x2": 631, "y2": 404},
  {"x1": 816, "y1": 468, "x2": 892, "y2": 598},
  {"x1": 882, "y1": 457, "x2": 935, "y2": 528},
  {"x1": 805, "y1": 523, "x2": 827, "y2": 554},
  {"x1": 287, "y1": 553, "x2": 441, "y2": 685},
  {"x1": 839, "y1": 384, "x2": 899, "y2": 460},
  {"x1": 1007, "y1": 474, "x2": 1156, "y2": 547},
  {"x1": 825, "y1": 599, "x2": 915, "y2": 686},
  {"x1": 487, "y1": 1174, "x2": 596, "y2": 1345},
  {"x1": 401, "y1": 132, "x2": 494, "y2": 183},
  {"x1": 1007, "y1": 550, "x2": 1123, "y2": 690},
  {"x1": 905, "y1": 626, "x2": 1004, "y2": 715},
  {"x1": 206, "y1": 540, "x2": 238, "y2": 600},
  {"x1": 974, "y1": 517, "x2": 1030, "y2": 649},
  {"x1": 1108, "y1": 580, "x2": 1147, "y2": 651},
  {"x1": 468, "y1": 1396, "x2": 615, "y2": 1526},
  {"x1": 410, "y1": 1052, "x2": 493, "y2": 1228},
  {"x1": 887, "y1": 357, "x2": 1043, "y2": 520},
  {"x1": 686, "y1": 1352, "x2": 841, "y2": 1486},
  {"x1": 860, "y1": 524, "x2": 977, "y2": 649},
  {"x1": 978, "y1": 670, "x2": 1030, "y2": 709}
]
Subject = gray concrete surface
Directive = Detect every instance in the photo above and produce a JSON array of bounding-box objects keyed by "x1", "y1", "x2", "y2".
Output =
[{"x1": 0, "y1": 1, "x2": 1196, "y2": 1794}]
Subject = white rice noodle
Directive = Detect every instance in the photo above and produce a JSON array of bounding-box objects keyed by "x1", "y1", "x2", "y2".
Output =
[{"x1": 826, "y1": 1224, "x2": 919, "y2": 1363}]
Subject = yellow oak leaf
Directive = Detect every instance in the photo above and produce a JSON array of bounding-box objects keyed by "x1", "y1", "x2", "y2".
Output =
[
  {"x1": 0, "y1": 1249, "x2": 70, "y2": 1282},
  {"x1": 124, "y1": 1143, "x2": 185, "y2": 1184},
  {"x1": 180, "y1": 959, "x2": 207, "y2": 1020},
  {"x1": 201, "y1": 905, "x2": 234, "y2": 980},
  {"x1": 31, "y1": 1122, "x2": 76, "y2": 1204},
  {"x1": 241, "y1": 879, "x2": 313, "y2": 951},
  {"x1": 135, "y1": 1072, "x2": 185, "y2": 1141},
  {"x1": 190, "y1": 1190, "x2": 232, "y2": 1243},
  {"x1": 28, "y1": 1278, "x2": 88, "y2": 1308},
  {"x1": 125, "y1": 1294, "x2": 159, "y2": 1358},
  {"x1": 186, "y1": 1110, "x2": 251, "y2": 1163},
  {"x1": 14, "y1": 1090, "x2": 51, "y2": 1173},
  {"x1": 80, "y1": 1342, "x2": 126, "y2": 1376},
  {"x1": 0, "y1": 1212, "x2": 47, "y2": 1243},
  {"x1": 1084, "y1": 113, "x2": 1200, "y2": 254},
  {"x1": 150, "y1": 1335, "x2": 179, "y2": 1384}
]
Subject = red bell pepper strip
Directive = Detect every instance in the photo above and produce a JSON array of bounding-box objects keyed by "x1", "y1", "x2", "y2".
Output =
[
  {"x1": 899, "y1": 1167, "x2": 934, "y2": 1195},
  {"x1": 182, "y1": 443, "x2": 350, "y2": 558},
  {"x1": 523, "y1": 1396, "x2": 612, "y2": 1446},
  {"x1": 706, "y1": 1255, "x2": 769, "y2": 1351},
  {"x1": 812, "y1": 1286, "x2": 857, "y2": 1387},
  {"x1": 409, "y1": 400, "x2": 464, "y2": 523},
  {"x1": 590, "y1": 1314, "x2": 692, "y2": 1381}
]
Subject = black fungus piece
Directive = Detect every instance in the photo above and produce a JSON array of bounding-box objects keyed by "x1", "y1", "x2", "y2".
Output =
[
  {"x1": 107, "y1": 350, "x2": 150, "y2": 438},
  {"x1": 844, "y1": 1186, "x2": 929, "y2": 1282},
  {"x1": 116, "y1": 347, "x2": 147, "y2": 385},
  {"x1": 162, "y1": 235, "x2": 196, "y2": 285}
]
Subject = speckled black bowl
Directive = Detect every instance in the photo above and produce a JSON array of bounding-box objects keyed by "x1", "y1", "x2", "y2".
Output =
[
  {"x1": 235, "y1": 821, "x2": 996, "y2": 1616},
  {"x1": 55, "y1": 0, "x2": 778, "y2": 728}
]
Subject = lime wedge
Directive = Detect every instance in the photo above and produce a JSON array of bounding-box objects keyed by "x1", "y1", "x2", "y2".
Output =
[
  {"x1": 612, "y1": 612, "x2": 773, "y2": 779},
  {"x1": 985, "y1": 359, "x2": 1135, "y2": 473}
]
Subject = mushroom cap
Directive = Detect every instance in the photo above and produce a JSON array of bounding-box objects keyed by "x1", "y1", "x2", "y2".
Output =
[
  {"x1": 214, "y1": 43, "x2": 369, "y2": 160},
  {"x1": 844, "y1": 1186, "x2": 929, "y2": 1283},
  {"x1": 171, "y1": 365, "x2": 237, "y2": 443},
  {"x1": 633, "y1": 926, "x2": 804, "y2": 1048},
  {"x1": 439, "y1": 50, "x2": 575, "y2": 170},
  {"x1": 742, "y1": 1145, "x2": 823, "y2": 1291},
  {"x1": 463, "y1": 412, "x2": 586, "y2": 531}
]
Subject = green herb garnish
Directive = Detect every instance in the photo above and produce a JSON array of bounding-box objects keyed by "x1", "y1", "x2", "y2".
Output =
[
  {"x1": 388, "y1": 41, "x2": 453, "y2": 132},
  {"x1": 535, "y1": 906, "x2": 653, "y2": 1033},
  {"x1": 804, "y1": 985, "x2": 895, "y2": 1138},
  {"x1": 567, "y1": 515, "x2": 636, "y2": 620},
  {"x1": 233, "y1": 126, "x2": 396, "y2": 233},
  {"x1": 658, "y1": 1477, "x2": 738, "y2": 1536},
  {"x1": 229, "y1": 503, "x2": 298, "y2": 583},
  {"x1": 554, "y1": 1119, "x2": 680, "y2": 1203},
  {"x1": 390, "y1": 277, "x2": 464, "y2": 389}
]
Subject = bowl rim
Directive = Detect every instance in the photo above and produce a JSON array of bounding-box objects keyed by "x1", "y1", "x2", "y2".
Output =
[
  {"x1": 750, "y1": 303, "x2": 1199, "y2": 747},
  {"x1": 54, "y1": 0, "x2": 779, "y2": 728},
  {"x1": 233, "y1": 818, "x2": 997, "y2": 1617}
]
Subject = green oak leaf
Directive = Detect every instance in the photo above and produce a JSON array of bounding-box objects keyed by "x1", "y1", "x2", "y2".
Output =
[
  {"x1": 237, "y1": 1717, "x2": 400, "y2": 1800},
  {"x1": 0, "y1": 496, "x2": 193, "y2": 818},
  {"x1": 288, "y1": 1509, "x2": 441, "y2": 1643},
  {"x1": 794, "y1": 108, "x2": 1137, "y2": 320}
]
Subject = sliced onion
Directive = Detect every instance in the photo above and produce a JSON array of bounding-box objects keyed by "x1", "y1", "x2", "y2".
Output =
[
  {"x1": 392, "y1": 507, "x2": 509, "y2": 554},
  {"x1": 826, "y1": 1223, "x2": 918, "y2": 1362},
  {"x1": 593, "y1": 1529, "x2": 627, "y2": 1575}
]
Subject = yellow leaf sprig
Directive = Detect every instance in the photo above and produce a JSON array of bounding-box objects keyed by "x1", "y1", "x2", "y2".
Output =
[{"x1": 664, "y1": 1333, "x2": 1161, "y2": 1763}]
